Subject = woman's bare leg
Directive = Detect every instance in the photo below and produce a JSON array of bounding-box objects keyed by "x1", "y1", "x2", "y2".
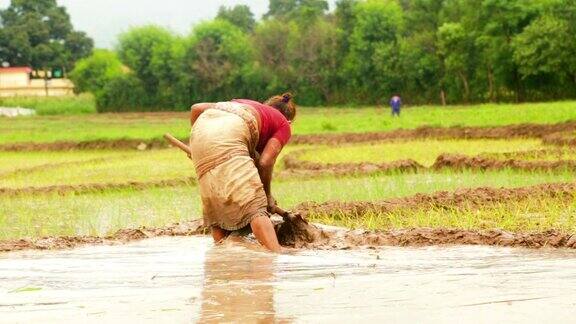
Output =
[
  {"x1": 211, "y1": 226, "x2": 230, "y2": 243},
  {"x1": 250, "y1": 216, "x2": 282, "y2": 253}
]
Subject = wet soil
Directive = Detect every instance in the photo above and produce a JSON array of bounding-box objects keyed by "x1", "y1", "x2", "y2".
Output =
[
  {"x1": 0, "y1": 220, "x2": 207, "y2": 253},
  {"x1": 283, "y1": 150, "x2": 576, "y2": 175},
  {"x1": 295, "y1": 182, "x2": 576, "y2": 216},
  {"x1": 0, "y1": 177, "x2": 197, "y2": 197},
  {"x1": 0, "y1": 138, "x2": 169, "y2": 152},
  {"x1": 3, "y1": 182, "x2": 575, "y2": 253},
  {"x1": 291, "y1": 121, "x2": 576, "y2": 145},
  {"x1": 3, "y1": 121, "x2": 576, "y2": 152},
  {"x1": 283, "y1": 150, "x2": 422, "y2": 174},
  {"x1": 432, "y1": 154, "x2": 576, "y2": 171},
  {"x1": 542, "y1": 131, "x2": 576, "y2": 147}
]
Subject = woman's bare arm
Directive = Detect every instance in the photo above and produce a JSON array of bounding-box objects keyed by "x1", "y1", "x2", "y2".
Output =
[
  {"x1": 257, "y1": 138, "x2": 283, "y2": 211},
  {"x1": 190, "y1": 103, "x2": 215, "y2": 127}
]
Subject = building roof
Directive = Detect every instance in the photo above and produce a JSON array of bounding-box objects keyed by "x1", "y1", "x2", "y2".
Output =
[{"x1": 0, "y1": 67, "x2": 33, "y2": 74}]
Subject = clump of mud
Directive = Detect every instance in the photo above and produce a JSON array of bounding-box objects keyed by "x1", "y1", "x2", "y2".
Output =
[{"x1": 274, "y1": 213, "x2": 330, "y2": 248}]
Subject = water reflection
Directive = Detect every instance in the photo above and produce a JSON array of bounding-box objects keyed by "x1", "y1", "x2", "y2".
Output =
[
  {"x1": 2, "y1": 237, "x2": 576, "y2": 323},
  {"x1": 200, "y1": 247, "x2": 278, "y2": 323}
]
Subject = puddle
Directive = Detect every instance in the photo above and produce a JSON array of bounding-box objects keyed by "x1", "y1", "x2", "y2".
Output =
[{"x1": 1, "y1": 237, "x2": 576, "y2": 323}]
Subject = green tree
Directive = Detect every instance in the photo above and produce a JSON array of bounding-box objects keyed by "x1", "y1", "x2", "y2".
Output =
[
  {"x1": 0, "y1": 0, "x2": 93, "y2": 70},
  {"x1": 398, "y1": 0, "x2": 445, "y2": 104},
  {"x1": 289, "y1": 19, "x2": 341, "y2": 104},
  {"x1": 253, "y1": 20, "x2": 297, "y2": 95},
  {"x1": 474, "y1": 0, "x2": 537, "y2": 101},
  {"x1": 335, "y1": 0, "x2": 358, "y2": 53},
  {"x1": 437, "y1": 22, "x2": 475, "y2": 102},
  {"x1": 183, "y1": 20, "x2": 255, "y2": 101},
  {"x1": 117, "y1": 25, "x2": 177, "y2": 107},
  {"x1": 216, "y1": 5, "x2": 256, "y2": 32},
  {"x1": 344, "y1": 0, "x2": 404, "y2": 103},
  {"x1": 513, "y1": 14, "x2": 576, "y2": 86},
  {"x1": 266, "y1": 0, "x2": 329, "y2": 22},
  {"x1": 69, "y1": 49, "x2": 124, "y2": 95}
]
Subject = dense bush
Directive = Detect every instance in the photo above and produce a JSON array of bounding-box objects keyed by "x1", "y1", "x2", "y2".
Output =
[
  {"x1": 95, "y1": 74, "x2": 148, "y2": 112},
  {"x1": 69, "y1": 50, "x2": 124, "y2": 95}
]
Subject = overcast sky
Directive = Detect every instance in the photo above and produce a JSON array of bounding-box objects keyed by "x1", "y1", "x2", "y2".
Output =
[{"x1": 0, "y1": 0, "x2": 335, "y2": 48}]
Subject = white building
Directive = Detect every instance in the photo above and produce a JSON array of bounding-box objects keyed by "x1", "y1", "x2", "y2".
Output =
[
  {"x1": 0, "y1": 67, "x2": 74, "y2": 97},
  {"x1": 0, "y1": 67, "x2": 32, "y2": 88}
]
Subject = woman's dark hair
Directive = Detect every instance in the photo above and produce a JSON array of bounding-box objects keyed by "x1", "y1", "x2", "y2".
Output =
[{"x1": 264, "y1": 92, "x2": 297, "y2": 121}]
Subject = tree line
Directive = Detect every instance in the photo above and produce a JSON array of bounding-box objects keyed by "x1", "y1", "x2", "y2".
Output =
[
  {"x1": 0, "y1": 0, "x2": 93, "y2": 75},
  {"x1": 8, "y1": 0, "x2": 575, "y2": 111}
]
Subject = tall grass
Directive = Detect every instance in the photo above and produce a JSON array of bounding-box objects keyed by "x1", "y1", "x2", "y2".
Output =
[
  {"x1": 0, "y1": 94, "x2": 96, "y2": 115},
  {"x1": 308, "y1": 196, "x2": 576, "y2": 233}
]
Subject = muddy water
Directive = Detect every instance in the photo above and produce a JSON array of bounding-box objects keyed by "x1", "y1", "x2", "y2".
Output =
[{"x1": 1, "y1": 237, "x2": 576, "y2": 323}]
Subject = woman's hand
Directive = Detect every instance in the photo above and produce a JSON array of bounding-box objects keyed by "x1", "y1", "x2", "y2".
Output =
[{"x1": 267, "y1": 195, "x2": 277, "y2": 213}]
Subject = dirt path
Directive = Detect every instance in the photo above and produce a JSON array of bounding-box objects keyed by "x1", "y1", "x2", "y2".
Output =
[
  {"x1": 2, "y1": 121, "x2": 575, "y2": 152},
  {"x1": 0, "y1": 177, "x2": 197, "y2": 197},
  {"x1": 283, "y1": 150, "x2": 576, "y2": 175},
  {"x1": 292, "y1": 122, "x2": 576, "y2": 145}
]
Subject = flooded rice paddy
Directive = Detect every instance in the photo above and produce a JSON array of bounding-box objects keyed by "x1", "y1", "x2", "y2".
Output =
[{"x1": 1, "y1": 236, "x2": 576, "y2": 323}]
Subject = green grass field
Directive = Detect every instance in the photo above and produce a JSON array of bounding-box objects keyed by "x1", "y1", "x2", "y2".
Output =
[
  {"x1": 1, "y1": 100, "x2": 575, "y2": 144},
  {"x1": 1, "y1": 169, "x2": 573, "y2": 240},
  {"x1": 0, "y1": 149, "x2": 192, "y2": 188},
  {"x1": 1, "y1": 100, "x2": 576, "y2": 243},
  {"x1": 0, "y1": 94, "x2": 96, "y2": 115}
]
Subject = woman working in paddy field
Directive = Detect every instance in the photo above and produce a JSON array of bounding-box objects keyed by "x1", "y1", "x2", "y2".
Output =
[{"x1": 189, "y1": 93, "x2": 296, "y2": 253}]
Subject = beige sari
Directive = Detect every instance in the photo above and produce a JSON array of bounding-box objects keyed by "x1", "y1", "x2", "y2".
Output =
[{"x1": 190, "y1": 102, "x2": 268, "y2": 231}]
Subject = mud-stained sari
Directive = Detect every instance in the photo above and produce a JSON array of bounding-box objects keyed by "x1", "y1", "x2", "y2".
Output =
[{"x1": 190, "y1": 102, "x2": 268, "y2": 231}]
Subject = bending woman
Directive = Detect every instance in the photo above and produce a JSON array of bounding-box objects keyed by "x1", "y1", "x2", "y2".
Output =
[{"x1": 189, "y1": 93, "x2": 296, "y2": 252}]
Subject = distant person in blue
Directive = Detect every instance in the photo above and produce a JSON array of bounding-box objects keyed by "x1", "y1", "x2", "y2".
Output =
[{"x1": 390, "y1": 95, "x2": 402, "y2": 117}]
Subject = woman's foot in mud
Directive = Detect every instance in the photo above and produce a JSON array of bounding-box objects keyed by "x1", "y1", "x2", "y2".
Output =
[
  {"x1": 250, "y1": 216, "x2": 282, "y2": 253},
  {"x1": 211, "y1": 226, "x2": 230, "y2": 243}
]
